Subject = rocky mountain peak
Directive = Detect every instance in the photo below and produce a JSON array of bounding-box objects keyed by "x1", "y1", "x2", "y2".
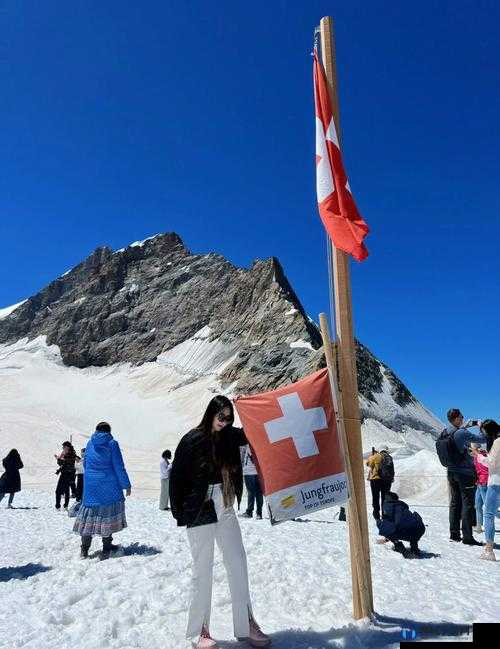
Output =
[{"x1": 0, "y1": 232, "x2": 441, "y2": 435}]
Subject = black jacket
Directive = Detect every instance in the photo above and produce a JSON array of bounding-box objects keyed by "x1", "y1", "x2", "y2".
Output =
[
  {"x1": 377, "y1": 495, "x2": 425, "y2": 541},
  {"x1": 57, "y1": 453, "x2": 76, "y2": 477},
  {"x1": 169, "y1": 426, "x2": 247, "y2": 528},
  {"x1": 0, "y1": 455, "x2": 23, "y2": 494}
]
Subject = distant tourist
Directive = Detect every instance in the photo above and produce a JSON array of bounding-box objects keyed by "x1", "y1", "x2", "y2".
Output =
[
  {"x1": 366, "y1": 446, "x2": 393, "y2": 520},
  {"x1": 473, "y1": 420, "x2": 500, "y2": 561},
  {"x1": 0, "y1": 449, "x2": 24, "y2": 508},
  {"x1": 54, "y1": 441, "x2": 77, "y2": 510},
  {"x1": 436, "y1": 409, "x2": 487, "y2": 545},
  {"x1": 471, "y1": 443, "x2": 488, "y2": 533},
  {"x1": 75, "y1": 448, "x2": 86, "y2": 502},
  {"x1": 376, "y1": 492, "x2": 425, "y2": 558},
  {"x1": 73, "y1": 422, "x2": 131, "y2": 560},
  {"x1": 159, "y1": 449, "x2": 172, "y2": 511},
  {"x1": 170, "y1": 395, "x2": 270, "y2": 649},
  {"x1": 239, "y1": 445, "x2": 263, "y2": 520}
]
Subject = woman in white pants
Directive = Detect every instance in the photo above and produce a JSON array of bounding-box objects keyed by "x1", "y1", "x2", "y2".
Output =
[{"x1": 170, "y1": 395, "x2": 270, "y2": 649}]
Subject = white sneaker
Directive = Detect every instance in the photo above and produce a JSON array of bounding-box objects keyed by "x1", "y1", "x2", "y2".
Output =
[
  {"x1": 473, "y1": 526, "x2": 483, "y2": 534},
  {"x1": 479, "y1": 544, "x2": 496, "y2": 561}
]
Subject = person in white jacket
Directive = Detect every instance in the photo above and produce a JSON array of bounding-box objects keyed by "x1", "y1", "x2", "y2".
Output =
[
  {"x1": 473, "y1": 420, "x2": 500, "y2": 561},
  {"x1": 159, "y1": 450, "x2": 172, "y2": 510}
]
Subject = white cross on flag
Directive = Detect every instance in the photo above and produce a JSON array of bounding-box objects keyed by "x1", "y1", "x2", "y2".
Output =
[
  {"x1": 314, "y1": 49, "x2": 370, "y2": 261},
  {"x1": 234, "y1": 368, "x2": 348, "y2": 523}
]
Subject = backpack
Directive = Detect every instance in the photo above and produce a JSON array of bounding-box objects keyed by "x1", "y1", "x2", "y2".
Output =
[
  {"x1": 379, "y1": 452, "x2": 394, "y2": 481},
  {"x1": 435, "y1": 428, "x2": 465, "y2": 468}
]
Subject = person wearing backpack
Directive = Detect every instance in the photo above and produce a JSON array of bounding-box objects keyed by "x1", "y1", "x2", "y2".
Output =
[
  {"x1": 436, "y1": 408, "x2": 487, "y2": 545},
  {"x1": 366, "y1": 446, "x2": 393, "y2": 520}
]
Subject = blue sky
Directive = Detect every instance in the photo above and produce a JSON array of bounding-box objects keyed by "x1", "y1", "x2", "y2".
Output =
[{"x1": 1, "y1": 1, "x2": 499, "y2": 422}]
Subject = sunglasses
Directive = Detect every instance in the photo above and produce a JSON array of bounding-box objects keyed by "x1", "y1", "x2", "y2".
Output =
[{"x1": 216, "y1": 412, "x2": 233, "y2": 424}]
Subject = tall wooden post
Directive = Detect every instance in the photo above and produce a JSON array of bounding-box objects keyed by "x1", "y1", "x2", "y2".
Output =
[{"x1": 319, "y1": 16, "x2": 374, "y2": 619}]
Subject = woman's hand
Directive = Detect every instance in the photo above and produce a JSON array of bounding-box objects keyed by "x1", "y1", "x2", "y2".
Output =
[{"x1": 126, "y1": 488, "x2": 131, "y2": 497}]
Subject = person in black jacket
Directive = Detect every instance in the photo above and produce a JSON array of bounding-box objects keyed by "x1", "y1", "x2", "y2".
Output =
[
  {"x1": 376, "y1": 492, "x2": 425, "y2": 558},
  {"x1": 0, "y1": 449, "x2": 24, "y2": 508},
  {"x1": 170, "y1": 395, "x2": 270, "y2": 649},
  {"x1": 54, "y1": 441, "x2": 77, "y2": 510}
]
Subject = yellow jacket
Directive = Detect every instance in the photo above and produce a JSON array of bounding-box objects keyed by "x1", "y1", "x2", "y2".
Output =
[{"x1": 366, "y1": 452, "x2": 383, "y2": 480}]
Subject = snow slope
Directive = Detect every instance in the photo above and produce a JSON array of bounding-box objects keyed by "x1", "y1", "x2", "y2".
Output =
[
  {"x1": 0, "y1": 336, "x2": 449, "y2": 500},
  {"x1": 0, "y1": 490, "x2": 496, "y2": 649}
]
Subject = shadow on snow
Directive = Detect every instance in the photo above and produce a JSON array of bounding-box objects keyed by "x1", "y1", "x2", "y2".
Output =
[{"x1": 0, "y1": 563, "x2": 52, "y2": 582}]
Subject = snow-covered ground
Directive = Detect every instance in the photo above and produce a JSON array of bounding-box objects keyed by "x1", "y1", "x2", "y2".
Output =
[
  {"x1": 1, "y1": 489, "x2": 497, "y2": 649},
  {"x1": 0, "y1": 331, "x2": 498, "y2": 647}
]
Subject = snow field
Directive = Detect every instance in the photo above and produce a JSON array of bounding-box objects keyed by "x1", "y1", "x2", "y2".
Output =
[{"x1": 0, "y1": 490, "x2": 498, "y2": 649}]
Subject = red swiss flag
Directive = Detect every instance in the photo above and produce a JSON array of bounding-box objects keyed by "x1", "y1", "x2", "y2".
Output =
[{"x1": 234, "y1": 368, "x2": 345, "y2": 495}]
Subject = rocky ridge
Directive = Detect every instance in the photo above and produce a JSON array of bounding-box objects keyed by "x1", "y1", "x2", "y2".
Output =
[{"x1": 0, "y1": 233, "x2": 441, "y2": 434}]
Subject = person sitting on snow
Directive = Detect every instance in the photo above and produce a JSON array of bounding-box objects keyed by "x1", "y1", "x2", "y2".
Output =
[{"x1": 376, "y1": 492, "x2": 425, "y2": 558}]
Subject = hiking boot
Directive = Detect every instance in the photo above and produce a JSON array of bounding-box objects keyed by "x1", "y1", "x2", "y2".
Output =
[
  {"x1": 193, "y1": 625, "x2": 217, "y2": 648},
  {"x1": 449, "y1": 535, "x2": 461, "y2": 542},
  {"x1": 256, "y1": 513, "x2": 262, "y2": 520},
  {"x1": 392, "y1": 541, "x2": 406, "y2": 554},
  {"x1": 409, "y1": 544, "x2": 421, "y2": 558},
  {"x1": 239, "y1": 512, "x2": 253, "y2": 519},
  {"x1": 462, "y1": 539, "x2": 484, "y2": 547},
  {"x1": 479, "y1": 543, "x2": 496, "y2": 561},
  {"x1": 80, "y1": 547, "x2": 89, "y2": 559},
  {"x1": 237, "y1": 619, "x2": 271, "y2": 647}
]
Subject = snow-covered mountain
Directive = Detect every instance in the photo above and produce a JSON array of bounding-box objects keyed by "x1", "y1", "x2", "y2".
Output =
[{"x1": 0, "y1": 233, "x2": 443, "y2": 493}]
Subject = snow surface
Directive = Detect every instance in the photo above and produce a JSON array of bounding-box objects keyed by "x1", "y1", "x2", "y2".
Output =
[
  {"x1": 289, "y1": 339, "x2": 314, "y2": 351},
  {"x1": 0, "y1": 489, "x2": 496, "y2": 649},
  {"x1": 130, "y1": 234, "x2": 162, "y2": 248},
  {"x1": 0, "y1": 300, "x2": 26, "y2": 320}
]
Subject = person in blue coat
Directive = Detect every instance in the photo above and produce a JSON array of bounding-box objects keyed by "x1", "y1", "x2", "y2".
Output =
[
  {"x1": 73, "y1": 422, "x2": 131, "y2": 559},
  {"x1": 376, "y1": 492, "x2": 425, "y2": 558}
]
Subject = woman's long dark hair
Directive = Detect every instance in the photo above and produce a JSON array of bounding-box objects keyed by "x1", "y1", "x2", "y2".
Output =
[
  {"x1": 196, "y1": 396, "x2": 237, "y2": 507},
  {"x1": 481, "y1": 419, "x2": 500, "y2": 452}
]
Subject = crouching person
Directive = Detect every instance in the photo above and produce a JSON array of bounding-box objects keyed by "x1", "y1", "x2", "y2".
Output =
[{"x1": 376, "y1": 492, "x2": 425, "y2": 558}]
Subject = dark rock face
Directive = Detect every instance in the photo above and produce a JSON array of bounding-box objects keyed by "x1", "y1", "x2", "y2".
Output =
[
  {"x1": 0, "y1": 232, "x2": 439, "y2": 433},
  {"x1": 0, "y1": 233, "x2": 321, "y2": 372}
]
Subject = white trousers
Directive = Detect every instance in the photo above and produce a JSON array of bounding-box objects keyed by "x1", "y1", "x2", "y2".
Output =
[
  {"x1": 186, "y1": 484, "x2": 252, "y2": 640},
  {"x1": 159, "y1": 478, "x2": 170, "y2": 510}
]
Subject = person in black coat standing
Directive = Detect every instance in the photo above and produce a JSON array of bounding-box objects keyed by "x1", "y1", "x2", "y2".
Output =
[
  {"x1": 54, "y1": 441, "x2": 77, "y2": 510},
  {"x1": 170, "y1": 395, "x2": 270, "y2": 649},
  {"x1": 0, "y1": 449, "x2": 24, "y2": 508}
]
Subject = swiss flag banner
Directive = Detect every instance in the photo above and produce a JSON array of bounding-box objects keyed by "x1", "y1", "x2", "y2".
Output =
[
  {"x1": 314, "y1": 49, "x2": 370, "y2": 261},
  {"x1": 234, "y1": 368, "x2": 348, "y2": 523}
]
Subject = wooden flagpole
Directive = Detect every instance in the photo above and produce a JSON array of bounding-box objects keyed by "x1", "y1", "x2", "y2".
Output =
[{"x1": 319, "y1": 16, "x2": 374, "y2": 619}]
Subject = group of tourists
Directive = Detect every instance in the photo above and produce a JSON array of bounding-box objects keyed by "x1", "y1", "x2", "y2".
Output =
[
  {"x1": 2, "y1": 399, "x2": 499, "y2": 648},
  {"x1": 437, "y1": 409, "x2": 500, "y2": 561},
  {"x1": 367, "y1": 410, "x2": 500, "y2": 562}
]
